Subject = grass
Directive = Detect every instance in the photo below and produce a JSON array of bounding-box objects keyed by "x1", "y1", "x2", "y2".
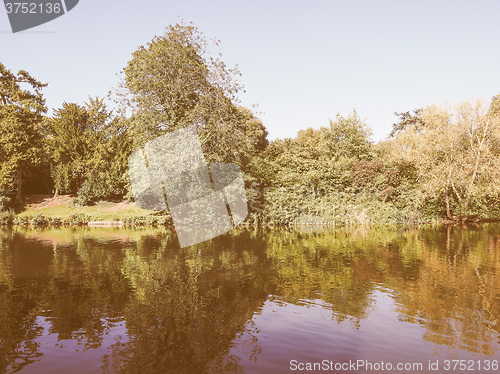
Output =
[{"x1": 17, "y1": 195, "x2": 156, "y2": 221}]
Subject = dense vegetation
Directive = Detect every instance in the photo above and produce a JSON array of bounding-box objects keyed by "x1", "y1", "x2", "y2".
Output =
[{"x1": 1, "y1": 22, "x2": 500, "y2": 225}]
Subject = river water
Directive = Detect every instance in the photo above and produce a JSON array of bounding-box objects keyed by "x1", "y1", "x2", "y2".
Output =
[{"x1": 0, "y1": 224, "x2": 499, "y2": 373}]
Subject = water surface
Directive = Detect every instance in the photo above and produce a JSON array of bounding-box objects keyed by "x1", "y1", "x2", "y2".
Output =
[{"x1": 0, "y1": 224, "x2": 499, "y2": 373}]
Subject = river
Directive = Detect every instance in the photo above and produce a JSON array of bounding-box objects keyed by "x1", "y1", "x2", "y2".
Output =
[{"x1": 0, "y1": 224, "x2": 499, "y2": 373}]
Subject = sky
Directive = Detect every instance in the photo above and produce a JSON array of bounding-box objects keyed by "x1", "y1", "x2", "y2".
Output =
[{"x1": 1, "y1": 0, "x2": 500, "y2": 141}]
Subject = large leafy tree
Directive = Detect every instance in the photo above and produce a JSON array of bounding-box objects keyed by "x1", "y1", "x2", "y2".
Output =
[
  {"x1": 77, "y1": 98, "x2": 131, "y2": 204},
  {"x1": 119, "y1": 22, "x2": 262, "y2": 167},
  {"x1": 385, "y1": 99, "x2": 500, "y2": 220},
  {"x1": 48, "y1": 102, "x2": 91, "y2": 194},
  {"x1": 265, "y1": 111, "x2": 374, "y2": 194},
  {"x1": 47, "y1": 98, "x2": 130, "y2": 203},
  {"x1": 325, "y1": 111, "x2": 374, "y2": 160},
  {"x1": 259, "y1": 112, "x2": 379, "y2": 224},
  {"x1": 0, "y1": 62, "x2": 47, "y2": 208}
]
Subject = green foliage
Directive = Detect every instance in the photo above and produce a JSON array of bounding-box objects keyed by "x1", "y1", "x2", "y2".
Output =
[
  {"x1": 0, "y1": 170, "x2": 15, "y2": 211},
  {"x1": 385, "y1": 100, "x2": 500, "y2": 220},
  {"x1": 3, "y1": 27, "x2": 500, "y2": 226},
  {"x1": 488, "y1": 93, "x2": 500, "y2": 118},
  {"x1": 389, "y1": 109, "x2": 424, "y2": 138},
  {"x1": 66, "y1": 213, "x2": 91, "y2": 225},
  {"x1": 47, "y1": 216, "x2": 62, "y2": 226},
  {"x1": 326, "y1": 111, "x2": 374, "y2": 160},
  {"x1": 48, "y1": 98, "x2": 131, "y2": 203},
  {"x1": 31, "y1": 213, "x2": 48, "y2": 227},
  {"x1": 121, "y1": 214, "x2": 172, "y2": 226},
  {"x1": 122, "y1": 22, "x2": 241, "y2": 145},
  {"x1": 48, "y1": 102, "x2": 90, "y2": 193},
  {"x1": 0, "y1": 211, "x2": 14, "y2": 225},
  {"x1": 0, "y1": 62, "x2": 47, "y2": 206},
  {"x1": 120, "y1": 22, "x2": 267, "y2": 172},
  {"x1": 13, "y1": 215, "x2": 30, "y2": 226},
  {"x1": 257, "y1": 111, "x2": 401, "y2": 226},
  {"x1": 9, "y1": 213, "x2": 89, "y2": 226}
]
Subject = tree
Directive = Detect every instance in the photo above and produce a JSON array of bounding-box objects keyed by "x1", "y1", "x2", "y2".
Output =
[
  {"x1": 119, "y1": 22, "x2": 260, "y2": 166},
  {"x1": 0, "y1": 62, "x2": 47, "y2": 208},
  {"x1": 325, "y1": 111, "x2": 374, "y2": 160},
  {"x1": 265, "y1": 111, "x2": 374, "y2": 191},
  {"x1": 74, "y1": 98, "x2": 131, "y2": 204},
  {"x1": 389, "y1": 109, "x2": 424, "y2": 138},
  {"x1": 258, "y1": 111, "x2": 378, "y2": 225},
  {"x1": 48, "y1": 102, "x2": 91, "y2": 194},
  {"x1": 385, "y1": 100, "x2": 500, "y2": 220},
  {"x1": 47, "y1": 98, "x2": 131, "y2": 203},
  {"x1": 488, "y1": 93, "x2": 500, "y2": 118}
]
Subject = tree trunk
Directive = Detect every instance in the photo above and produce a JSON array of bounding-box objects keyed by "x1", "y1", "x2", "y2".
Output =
[
  {"x1": 445, "y1": 190, "x2": 453, "y2": 220},
  {"x1": 445, "y1": 170, "x2": 454, "y2": 220},
  {"x1": 16, "y1": 169, "x2": 22, "y2": 200}
]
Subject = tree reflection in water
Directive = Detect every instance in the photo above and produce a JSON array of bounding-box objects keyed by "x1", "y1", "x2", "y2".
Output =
[{"x1": 0, "y1": 224, "x2": 499, "y2": 373}]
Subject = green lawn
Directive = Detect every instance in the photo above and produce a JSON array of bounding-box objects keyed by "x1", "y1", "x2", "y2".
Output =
[{"x1": 19, "y1": 197, "x2": 155, "y2": 221}]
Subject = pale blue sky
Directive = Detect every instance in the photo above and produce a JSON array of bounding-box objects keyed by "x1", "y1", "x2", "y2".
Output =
[{"x1": 1, "y1": 0, "x2": 499, "y2": 141}]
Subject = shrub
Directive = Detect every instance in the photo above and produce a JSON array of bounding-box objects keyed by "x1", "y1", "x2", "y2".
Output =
[
  {"x1": 32, "y1": 214, "x2": 48, "y2": 227},
  {"x1": 66, "y1": 213, "x2": 91, "y2": 225},
  {"x1": 74, "y1": 180, "x2": 98, "y2": 206},
  {"x1": 48, "y1": 217, "x2": 62, "y2": 226},
  {"x1": 0, "y1": 211, "x2": 14, "y2": 225},
  {"x1": 155, "y1": 214, "x2": 172, "y2": 226},
  {"x1": 14, "y1": 215, "x2": 30, "y2": 226}
]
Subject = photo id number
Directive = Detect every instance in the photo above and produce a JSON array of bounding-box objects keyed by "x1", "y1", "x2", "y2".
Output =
[{"x1": 5, "y1": 2, "x2": 62, "y2": 14}]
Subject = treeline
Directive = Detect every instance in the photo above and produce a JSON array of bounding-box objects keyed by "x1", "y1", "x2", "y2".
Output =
[
  {"x1": 1, "y1": 22, "x2": 500, "y2": 225},
  {"x1": 0, "y1": 23, "x2": 268, "y2": 211},
  {"x1": 258, "y1": 97, "x2": 500, "y2": 225}
]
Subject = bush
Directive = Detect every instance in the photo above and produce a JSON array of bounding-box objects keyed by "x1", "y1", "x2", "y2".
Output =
[
  {"x1": 66, "y1": 213, "x2": 91, "y2": 225},
  {"x1": 154, "y1": 214, "x2": 172, "y2": 226},
  {"x1": 74, "y1": 180, "x2": 98, "y2": 206},
  {"x1": 122, "y1": 216, "x2": 146, "y2": 226},
  {"x1": 32, "y1": 213, "x2": 48, "y2": 227},
  {"x1": 0, "y1": 211, "x2": 14, "y2": 225},
  {"x1": 14, "y1": 215, "x2": 30, "y2": 226},
  {"x1": 0, "y1": 195, "x2": 12, "y2": 212},
  {"x1": 48, "y1": 217, "x2": 62, "y2": 226}
]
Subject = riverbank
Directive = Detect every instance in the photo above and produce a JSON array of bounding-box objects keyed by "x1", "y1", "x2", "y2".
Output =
[
  {"x1": 0, "y1": 194, "x2": 166, "y2": 226},
  {"x1": 1, "y1": 194, "x2": 497, "y2": 228}
]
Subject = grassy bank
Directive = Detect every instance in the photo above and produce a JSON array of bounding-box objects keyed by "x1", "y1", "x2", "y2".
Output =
[
  {"x1": 0, "y1": 195, "x2": 169, "y2": 227},
  {"x1": 0, "y1": 194, "x2": 485, "y2": 229}
]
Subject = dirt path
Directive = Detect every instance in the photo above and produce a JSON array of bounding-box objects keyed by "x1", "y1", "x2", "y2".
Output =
[{"x1": 23, "y1": 194, "x2": 73, "y2": 209}]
